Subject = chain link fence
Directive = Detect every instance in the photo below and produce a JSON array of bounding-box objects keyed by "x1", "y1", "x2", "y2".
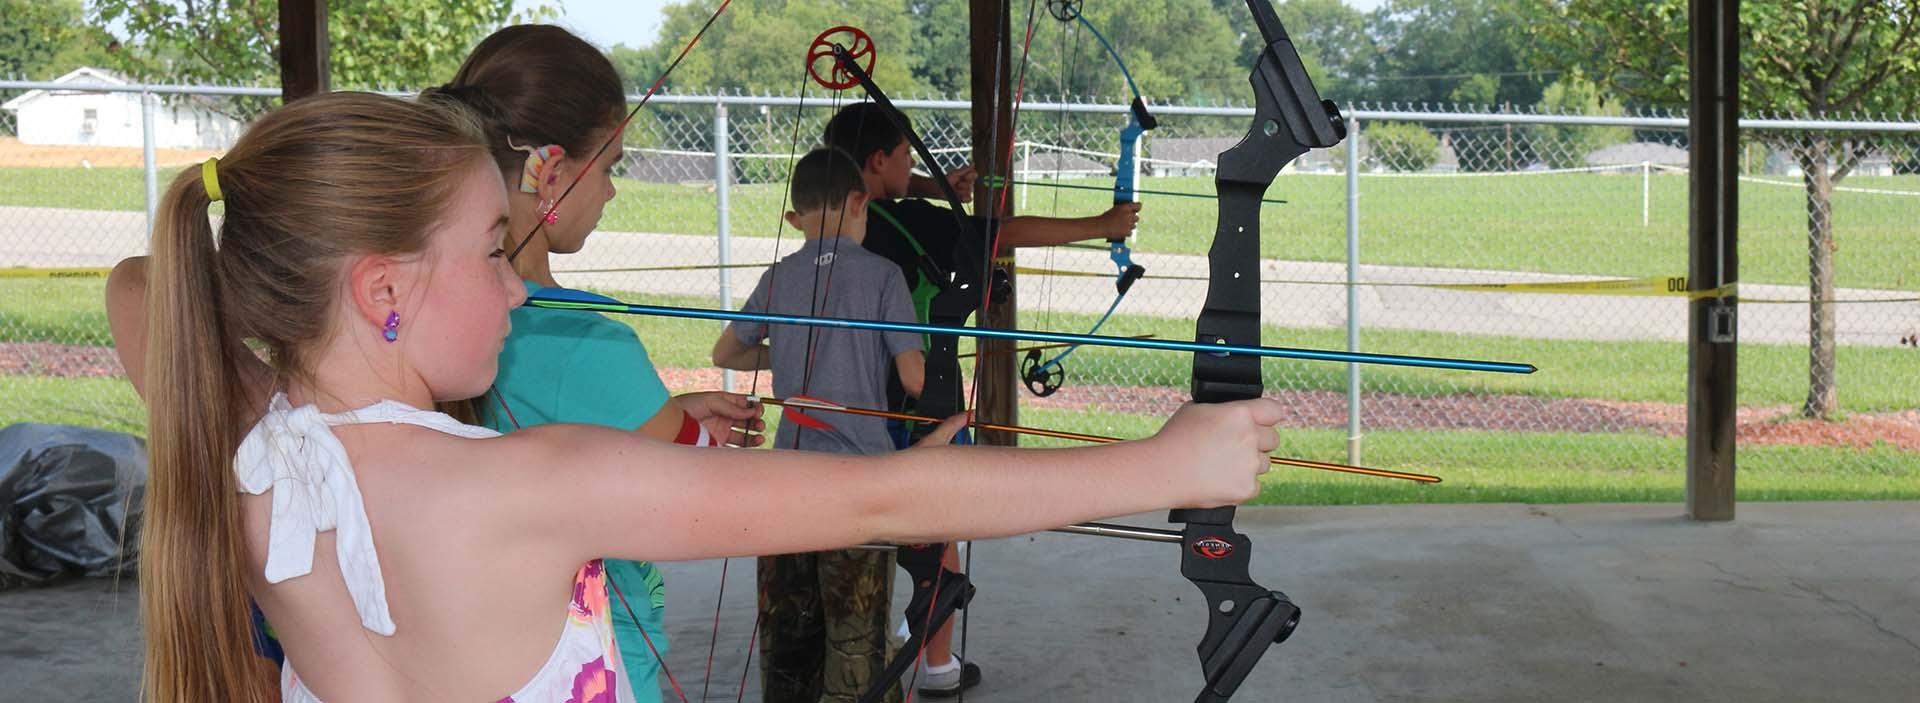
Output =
[{"x1": 4, "y1": 81, "x2": 1916, "y2": 488}]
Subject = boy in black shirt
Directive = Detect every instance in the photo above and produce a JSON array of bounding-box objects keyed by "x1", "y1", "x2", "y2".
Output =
[{"x1": 821, "y1": 101, "x2": 1145, "y2": 698}]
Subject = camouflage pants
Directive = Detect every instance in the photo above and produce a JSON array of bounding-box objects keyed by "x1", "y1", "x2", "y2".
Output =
[{"x1": 757, "y1": 548, "x2": 901, "y2": 703}]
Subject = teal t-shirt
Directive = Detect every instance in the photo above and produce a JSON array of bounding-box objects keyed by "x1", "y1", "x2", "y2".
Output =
[{"x1": 488, "y1": 280, "x2": 674, "y2": 702}]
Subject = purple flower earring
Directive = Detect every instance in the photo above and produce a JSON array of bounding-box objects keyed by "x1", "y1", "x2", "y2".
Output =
[{"x1": 382, "y1": 311, "x2": 400, "y2": 342}]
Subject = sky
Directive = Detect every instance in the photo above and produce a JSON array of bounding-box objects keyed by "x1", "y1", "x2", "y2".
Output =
[
  {"x1": 522, "y1": 0, "x2": 674, "y2": 49},
  {"x1": 533, "y1": 0, "x2": 1389, "y2": 51}
]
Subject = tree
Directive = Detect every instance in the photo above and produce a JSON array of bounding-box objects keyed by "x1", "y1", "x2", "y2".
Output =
[
  {"x1": 1364, "y1": 0, "x2": 1550, "y2": 107},
  {"x1": 637, "y1": 1, "x2": 928, "y2": 96},
  {"x1": 1213, "y1": 0, "x2": 1374, "y2": 99},
  {"x1": 89, "y1": 0, "x2": 553, "y2": 114},
  {"x1": 1367, "y1": 121, "x2": 1440, "y2": 171},
  {"x1": 974, "y1": 0, "x2": 1244, "y2": 104},
  {"x1": 909, "y1": 0, "x2": 971, "y2": 96},
  {"x1": 1523, "y1": 0, "x2": 1920, "y2": 419},
  {"x1": 1533, "y1": 73, "x2": 1631, "y2": 168},
  {"x1": 0, "y1": 0, "x2": 115, "y2": 82}
]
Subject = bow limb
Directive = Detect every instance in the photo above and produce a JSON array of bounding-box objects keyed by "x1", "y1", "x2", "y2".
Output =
[
  {"x1": 827, "y1": 43, "x2": 990, "y2": 425},
  {"x1": 1177, "y1": 2, "x2": 1345, "y2": 701},
  {"x1": 1018, "y1": 1, "x2": 1156, "y2": 397},
  {"x1": 819, "y1": 37, "x2": 988, "y2": 703}
]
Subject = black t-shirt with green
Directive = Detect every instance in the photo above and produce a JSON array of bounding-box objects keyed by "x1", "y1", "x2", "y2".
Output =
[{"x1": 864, "y1": 198, "x2": 965, "y2": 411}]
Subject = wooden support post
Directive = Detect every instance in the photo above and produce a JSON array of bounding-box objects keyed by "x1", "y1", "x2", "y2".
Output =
[
  {"x1": 1685, "y1": 0, "x2": 1739, "y2": 520},
  {"x1": 971, "y1": 0, "x2": 1018, "y2": 446},
  {"x1": 279, "y1": 0, "x2": 330, "y2": 102}
]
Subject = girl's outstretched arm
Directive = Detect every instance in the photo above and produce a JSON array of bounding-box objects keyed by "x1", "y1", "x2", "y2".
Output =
[
  {"x1": 468, "y1": 398, "x2": 1285, "y2": 568},
  {"x1": 104, "y1": 257, "x2": 153, "y2": 398},
  {"x1": 106, "y1": 255, "x2": 274, "y2": 404}
]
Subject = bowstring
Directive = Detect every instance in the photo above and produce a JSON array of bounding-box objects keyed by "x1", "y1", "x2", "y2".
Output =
[
  {"x1": 715, "y1": 58, "x2": 820, "y2": 703},
  {"x1": 506, "y1": 0, "x2": 735, "y2": 265},
  {"x1": 922, "y1": 3, "x2": 1044, "y2": 703},
  {"x1": 489, "y1": 386, "x2": 690, "y2": 703},
  {"x1": 480, "y1": 3, "x2": 735, "y2": 701},
  {"x1": 1040, "y1": 1, "x2": 1090, "y2": 359}
]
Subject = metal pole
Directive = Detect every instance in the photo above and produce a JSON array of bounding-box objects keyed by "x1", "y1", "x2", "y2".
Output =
[
  {"x1": 1643, "y1": 160, "x2": 1651, "y2": 227},
  {"x1": 1345, "y1": 116, "x2": 1363, "y2": 465},
  {"x1": 1019, "y1": 140, "x2": 1029, "y2": 209},
  {"x1": 141, "y1": 91, "x2": 158, "y2": 236},
  {"x1": 714, "y1": 100, "x2": 735, "y2": 392}
]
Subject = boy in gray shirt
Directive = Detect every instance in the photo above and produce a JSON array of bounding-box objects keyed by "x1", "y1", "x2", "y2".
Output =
[
  {"x1": 713, "y1": 147, "x2": 925, "y2": 454},
  {"x1": 710, "y1": 147, "x2": 924, "y2": 703}
]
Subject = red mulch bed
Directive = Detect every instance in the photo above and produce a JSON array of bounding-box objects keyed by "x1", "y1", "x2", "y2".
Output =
[
  {"x1": 12, "y1": 344, "x2": 1914, "y2": 452},
  {"x1": 0, "y1": 343, "x2": 124, "y2": 378}
]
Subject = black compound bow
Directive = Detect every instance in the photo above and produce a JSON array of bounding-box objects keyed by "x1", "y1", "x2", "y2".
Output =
[
  {"x1": 817, "y1": 2, "x2": 1348, "y2": 700},
  {"x1": 810, "y1": 29, "x2": 993, "y2": 703},
  {"x1": 1174, "y1": 2, "x2": 1345, "y2": 700}
]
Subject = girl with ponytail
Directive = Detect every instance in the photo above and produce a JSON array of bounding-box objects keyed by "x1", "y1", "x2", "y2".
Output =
[
  {"x1": 135, "y1": 89, "x2": 1286, "y2": 702},
  {"x1": 109, "y1": 27, "x2": 759, "y2": 697},
  {"x1": 134, "y1": 89, "x2": 1286, "y2": 701}
]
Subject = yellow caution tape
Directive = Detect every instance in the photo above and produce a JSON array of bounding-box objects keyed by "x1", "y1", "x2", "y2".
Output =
[
  {"x1": 555, "y1": 262, "x2": 776, "y2": 274},
  {"x1": 1012, "y1": 266, "x2": 1742, "y2": 299},
  {"x1": 0, "y1": 267, "x2": 112, "y2": 280},
  {"x1": 1430, "y1": 276, "x2": 1739, "y2": 299}
]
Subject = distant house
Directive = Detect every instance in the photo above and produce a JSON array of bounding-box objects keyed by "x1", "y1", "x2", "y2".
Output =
[
  {"x1": 1, "y1": 67, "x2": 243, "y2": 150},
  {"x1": 1149, "y1": 137, "x2": 1236, "y2": 176},
  {"x1": 621, "y1": 147, "x2": 715, "y2": 184},
  {"x1": 1013, "y1": 149, "x2": 1109, "y2": 179},
  {"x1": 1585, "y1": 142, "x2": 1690, "y2": 168},
  {"x1": 1431, "y1": 132, "x2": 1461, "y2": 172}
]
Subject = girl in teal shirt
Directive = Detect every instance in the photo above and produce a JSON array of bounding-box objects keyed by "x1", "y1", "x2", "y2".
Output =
[{"x1": 427, "y1": 25, "x2": 768, "y2": 700}]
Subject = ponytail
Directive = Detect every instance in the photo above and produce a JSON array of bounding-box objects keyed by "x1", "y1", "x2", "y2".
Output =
[
  {"x1": 137, "y1": 92, "x2": 490, "y2": 702},
  {"x1": 141, "y1": 163, "x2": 272, "y2": 702}
]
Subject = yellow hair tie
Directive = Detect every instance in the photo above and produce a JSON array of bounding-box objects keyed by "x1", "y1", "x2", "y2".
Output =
[{"x1": 202, "y1": 157, "x2": 223, "y2": 202}]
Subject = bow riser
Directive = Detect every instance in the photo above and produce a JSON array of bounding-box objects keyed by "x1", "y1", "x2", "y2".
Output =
[{"x1": 1176, "y1": 2, "x2": 1347, "y2": 701}]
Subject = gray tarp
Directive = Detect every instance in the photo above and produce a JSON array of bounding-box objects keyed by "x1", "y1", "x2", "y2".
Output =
[{"x1": 0, "y1": 423, "x2": 146, "y2": 590}]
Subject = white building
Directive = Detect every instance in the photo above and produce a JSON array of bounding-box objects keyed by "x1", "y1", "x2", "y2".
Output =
[{"x1": 2, "y1": 67, "x2": 242, "y2": 149}]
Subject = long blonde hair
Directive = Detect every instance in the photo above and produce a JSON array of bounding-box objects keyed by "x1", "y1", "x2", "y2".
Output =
[{"x1": 140, "y1": 92, "x2": 489, "y2": 702}]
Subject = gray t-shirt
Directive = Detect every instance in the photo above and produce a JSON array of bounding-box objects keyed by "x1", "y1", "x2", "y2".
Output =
[{"x1": 734, "y1": 236, "x2": 921, "y2": 455}]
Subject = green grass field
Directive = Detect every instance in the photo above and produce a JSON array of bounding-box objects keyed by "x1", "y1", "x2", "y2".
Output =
[
  {"x1": 5, "y1": 157, "x2": 1914, "y2": 506},
  {"x1": 5, "y1": 166, "x2": 1917, "y2": 290},
  {"x1": 13, "y1": 280, "x2": 1911, "y2": 413},
  {"x1": 5, "y1": 279, "x2": 1914, "y2": 506}
]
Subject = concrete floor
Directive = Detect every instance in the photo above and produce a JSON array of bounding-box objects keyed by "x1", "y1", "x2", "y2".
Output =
[{"x1": 4, "y1": 502, "x2": 1917, "y2": 702}]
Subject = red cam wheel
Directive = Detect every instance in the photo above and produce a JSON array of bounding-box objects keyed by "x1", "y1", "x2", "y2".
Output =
[{"x1": 807, "y1": 25, "x2": 877, "y2": 91}]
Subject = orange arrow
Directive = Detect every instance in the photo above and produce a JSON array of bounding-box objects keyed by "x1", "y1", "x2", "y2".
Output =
[
  {"x1": 957, "y1": 334, "x2": 1156, "y2": 359},
  {"x1": 754, "y1": 396, "x2": 1441, "y2": 484}
]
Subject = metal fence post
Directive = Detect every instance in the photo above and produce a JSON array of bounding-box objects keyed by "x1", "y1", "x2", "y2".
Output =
[
  {"x1": 1643, "y1": 160, "x2": 1651, "y2": 227},
  {"x1": 141, "y1": 90, "x2": 158, "y2": 236},
  {"x1": 1018, "y1": 140, "x2": 1030, "y2": 209},
  {"x1": 714, "y1": 99, "x2": 735, "y2": 392},
  {"x1": 1345, "y1": 115, "x2": 1363, "y2": 465}
]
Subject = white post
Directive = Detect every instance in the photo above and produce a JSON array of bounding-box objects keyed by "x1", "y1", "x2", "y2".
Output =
[
  {"x1": 1642, "y1": 160, "x2": 1651, "y2": 227},
  {"x1": 714, "y1": 100, "x2": 735, "y2": 392},
  {"x1": 141, "y1": 91, "x2": 158, "y2": 236},
  {"x1": 1345, "y1": 116, "x2": 1363, "y2": 466},
  {"x1": 1018, "y1": 140, "x2": 1029, "y2": 209}
]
